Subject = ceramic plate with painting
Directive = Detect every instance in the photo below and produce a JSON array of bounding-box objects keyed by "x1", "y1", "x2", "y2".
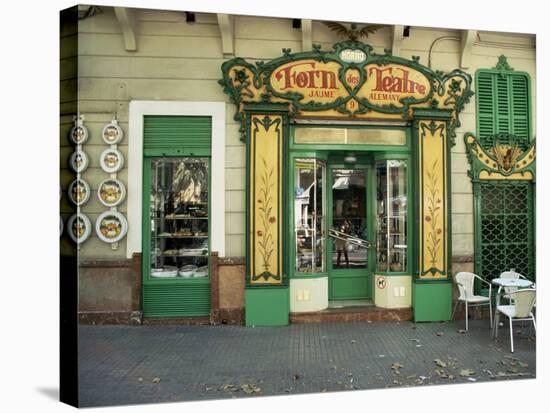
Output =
[
  {"x1": 101, "y1": 122, "x2": 124, "y2": 145},
  {"x1": 67, "y1": 213, "x2": 92, "y2": 243},
  {"x1": 69, "y1": 149, "x2": 89, "y2": 173},
  {"x1": 97, "y1": 178, "x2": 126, "y2": 207},
  {"x1": 95, "y1": 211, "x2": 128, "y2": 243},
  {"x1": 68, "y1": 178, "x2": 91, "y2": 206},
  {"x1": 99, "y1": 148, "x2": 125, "y2": 173},
  {"x1": 69, "y1": 124, "x2": 89, "y2": 145}
]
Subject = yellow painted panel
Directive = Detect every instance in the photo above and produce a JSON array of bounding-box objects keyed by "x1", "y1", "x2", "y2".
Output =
[
  {"x1": 249, "y1": 114, "x2": 283, "y2": 285},
  {"x1": 479, "y1": 170, "x2": 534, "y2": 180},
  {"x1": 419, "y1": 121, "x2": 447, "y2": 278}
]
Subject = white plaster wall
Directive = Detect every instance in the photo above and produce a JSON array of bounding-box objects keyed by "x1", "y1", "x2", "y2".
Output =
[
  {"x1": 289, "y1": 277, "x2": 329, "y2": 312},
  {"x1": 373, "y1": 275, "x2": 412, "y2": 308},
  {"x1": 61, "y1": 7, "x2": 535, "y2": 260}
]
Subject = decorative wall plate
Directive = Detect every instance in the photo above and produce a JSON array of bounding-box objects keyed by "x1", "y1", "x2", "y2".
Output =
[
  {"x1": 102, "y1": 121, "x2": 124, "y2": 145},
  {"x1": 95, "y1": 211, "x2": 128, "y2": 243},
  {"x1": 97, "y1": 178, "x2": 126, "y2": 207},
  {"x1": 69, "y1": 124, "x2": 89, "y2": 145},
  {"x1": 69, "y1": 149, "x2": 89, "y2": 173},
  {"x1": 99, "y1": 148, "x2": 125, "y2": 173},
  {"x1": 68, "y1": 178, "x2": 91, "y2": 206},
  {"x1": 67, "y1": 213, "x2": 92, "y2": 243}
]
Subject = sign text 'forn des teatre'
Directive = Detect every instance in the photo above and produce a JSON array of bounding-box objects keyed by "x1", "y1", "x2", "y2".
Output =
[{"x1": 269, "y1": 60, "x2": 431, "y2": 111}]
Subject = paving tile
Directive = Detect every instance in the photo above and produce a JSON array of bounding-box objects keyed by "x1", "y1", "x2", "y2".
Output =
[{"x1": 78, "y1": 320, "x2": 536, "y2": 407}]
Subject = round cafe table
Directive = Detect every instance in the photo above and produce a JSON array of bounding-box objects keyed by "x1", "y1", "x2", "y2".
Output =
[{"x1": 491, "y1": 277, "x2": 534, "y2": 337}]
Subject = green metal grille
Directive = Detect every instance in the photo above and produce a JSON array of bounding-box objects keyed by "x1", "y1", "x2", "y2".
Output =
[{"x1": 477, "y1": 182, "x2": 535, "y2": 283}]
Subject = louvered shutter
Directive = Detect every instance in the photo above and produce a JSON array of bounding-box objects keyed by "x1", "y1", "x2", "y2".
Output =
[
  {"x1": 476, "y1": 70, "x2": 531, "y2": 149},
  {"x1": 144, "y1": 115, "x2": 212, "y2": 156}
]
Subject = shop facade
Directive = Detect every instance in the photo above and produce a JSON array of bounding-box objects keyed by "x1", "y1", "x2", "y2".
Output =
[{"x1": 60, "y1": 6, "x2": 536, "y2": 326}]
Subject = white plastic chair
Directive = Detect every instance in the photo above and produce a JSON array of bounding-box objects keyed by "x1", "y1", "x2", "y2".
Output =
[
  {"x1": 451, "y1": 272, "x2": 493, "y2": 331},
  {"x1": 493, "y1": 288, "x2": 536, "y2": 352}
]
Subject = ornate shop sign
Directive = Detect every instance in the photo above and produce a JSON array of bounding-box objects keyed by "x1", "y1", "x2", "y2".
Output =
[{"x1": 219, "y1": 41, "x2": 473, "y2": 143}]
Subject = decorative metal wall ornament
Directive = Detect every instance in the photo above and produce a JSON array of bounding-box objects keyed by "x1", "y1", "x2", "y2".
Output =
[
  {"x1": 219, "y1": 40, "x2": 473, "y2": 144},
  {"x1": 67, "y1": 213, "x2": 92, "y2": 244},
  {"x1": 95, "y1": 210, "x2": 128, "y2": 243},
  {"x1": 97, "y1": 178, "x2": 126, "y2": 207},
  {"x1": 464, "y1": 132, "x2": 536, "y2": 181},
  {"x1": 322, "y1": 22, "x2": 385, "y2": 41},
  {"x1": 69, "y1": 149, "x2": 89, "y2": 173},
  {"x1": 99, "y1": 148, "x2": 125, "y2": 173},
  {"x1": 101, "y1": 119, "x2": 124, "y2": 145},
  {"x1": 68, "y1": 178, "x2": 91, "y2": 206}
]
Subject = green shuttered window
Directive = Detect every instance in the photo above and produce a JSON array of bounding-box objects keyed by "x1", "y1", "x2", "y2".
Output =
[
  {"x1": 142, "y1": 116, "x2": 212, "y2": 318},
  {"x1": 476, "y1": 70, "x2": 531, "y2": 150},
  {"x1": 474, "y1": 66, "x2": 535, "y2": 293}
]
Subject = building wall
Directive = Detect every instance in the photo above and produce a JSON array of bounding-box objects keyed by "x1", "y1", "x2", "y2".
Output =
[{"x1": 61, "y1": 6, "x2": 535, "y2": 317}]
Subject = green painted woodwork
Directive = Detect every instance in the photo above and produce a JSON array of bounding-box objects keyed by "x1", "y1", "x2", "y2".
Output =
[
  {"x1": 245, "y1": 287, "x2": 289, "y2": 326},
  {"x1": 475, "y1": 56, "x2": 532, "y2": 149},
  {"x1": 219, "y1": 41, "x2": 473, "y2": 144},
  {"x1": 143, "y1": 280, "x2": 210, "y2": 317},
  {"x1": 142, "y1": 116, "x2": 212, "y2": 318},
  {"x1": 412, "y1": 281, "x2": 452, "y2": 322},
  {"x1": 287, "y1": 126, "x2": 414, "y2": 304},
  {"x1": 143, "y1": 115, "x2": 212, "y2": 156}
]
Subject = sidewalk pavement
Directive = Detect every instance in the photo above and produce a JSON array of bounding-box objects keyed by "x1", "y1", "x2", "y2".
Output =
[{"x1": 78, "y1": 319, "x2": 536, "y2": 407}]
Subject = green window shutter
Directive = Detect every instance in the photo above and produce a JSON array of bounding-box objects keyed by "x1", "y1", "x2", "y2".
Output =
[
  {"x1": 477, "y1": 71, "x2": 495, "y2": 145},
  {"x1": 476, "y1": 70, "x2": 531, "y2": 150},
  {"x1": 144, "y1": 115, "x2": 212, "y2": 155},
  {"x1": 510, "y1": 75, "x2": 530, "y2": 143}
]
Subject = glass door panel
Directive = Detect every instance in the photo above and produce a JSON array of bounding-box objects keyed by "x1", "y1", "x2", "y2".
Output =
[
  {"x1": 331, "y1": 169, "x2": 368, "y2": 269},
  {"x1": 294, "y1": 158, "x2": 326, "y2": 274}
]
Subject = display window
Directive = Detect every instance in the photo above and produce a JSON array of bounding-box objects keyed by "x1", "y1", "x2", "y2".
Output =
[{"x1": 148, "y1": 157, "x2": 210, "y2": 279}]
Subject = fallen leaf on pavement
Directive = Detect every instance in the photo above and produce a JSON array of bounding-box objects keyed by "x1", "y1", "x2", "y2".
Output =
[
  {"x1": 460, "y1": 369, "x2": 476, "y2": 377},
  {"x1": 241, "y1": 384, "x2": 261, "y2": 394},
  {"x1": 434, "y1": 359, "x2": 447, "y2": 368},
  {"x1": 436, "y1": 332, "x2": 444, "y2": 336},
  {"x1": 152, "y1": 377, "x2": 161, "y2": 384},
  {"x1": 391, "y1": 362, "x2": 404, "y2": 370}
]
